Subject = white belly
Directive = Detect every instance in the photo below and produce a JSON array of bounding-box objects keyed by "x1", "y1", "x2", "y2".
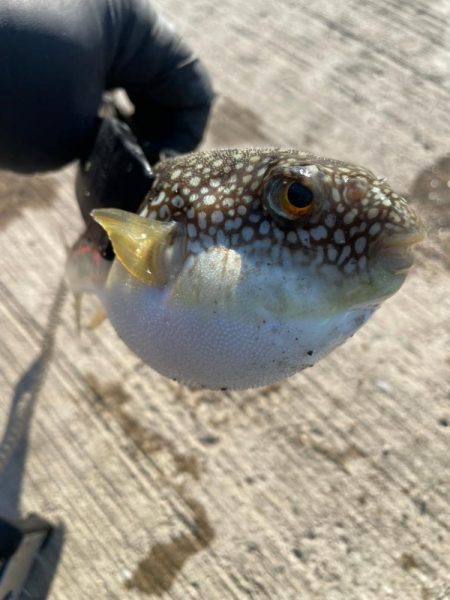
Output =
[{"x1": 100, "y1": 251, "x2": 375, "y2": 389}]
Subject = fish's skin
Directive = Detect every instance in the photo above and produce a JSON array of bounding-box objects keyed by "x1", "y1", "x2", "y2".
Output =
[
  {"x1": 142, "y1": 148, "x2": 419, "y2": 271},
  {"x1": 93, "y1": 148, "x2": 422, "y2": 389}
]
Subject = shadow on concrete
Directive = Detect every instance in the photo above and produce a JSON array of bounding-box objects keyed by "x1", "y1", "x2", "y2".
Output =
[
  {"x1": 205, "y1": 95, "x2": 272, "y2": 147},
  {"x1": 410, "y1": 154, "x2": 450, "y2": 230},
  {"x1": 409, "y1": 154, "x2": 450, "y2": 268},
  {"x1": 0, "y1": 170, "x2": 58, "y2": 229},
  {"x1": 0, "y1": 280, "x2": 67, "y2": 599}
]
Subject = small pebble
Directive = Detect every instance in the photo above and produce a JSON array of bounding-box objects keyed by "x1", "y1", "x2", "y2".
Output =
[{"x1": 375, "y1": 379, "x2": 393, "y2": 394}]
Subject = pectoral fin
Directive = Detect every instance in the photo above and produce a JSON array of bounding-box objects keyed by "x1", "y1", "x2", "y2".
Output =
[{"x1": 91, "y1": 208, "x2": 186, "y2": 286}]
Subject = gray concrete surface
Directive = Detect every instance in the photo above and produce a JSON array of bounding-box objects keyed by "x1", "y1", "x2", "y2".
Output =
[{"x1": 0, "y1": 0, "x2": 449, "y2": 598}]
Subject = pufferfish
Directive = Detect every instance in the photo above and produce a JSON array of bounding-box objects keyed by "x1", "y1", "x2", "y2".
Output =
[{"x1": 68, "y1": 148, "x2": 423, "y2": 390}]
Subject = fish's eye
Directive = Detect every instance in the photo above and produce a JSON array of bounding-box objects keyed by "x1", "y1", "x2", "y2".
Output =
[
  {"x1": 264, "y1": 171, "x2": 319, "y2": 222},
  {"x1": 281, "y1": 181, "x2": 314, "y2": 216}
]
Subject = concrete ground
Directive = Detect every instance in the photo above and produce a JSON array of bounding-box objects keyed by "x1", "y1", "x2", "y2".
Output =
[{"x1": 0, "y1": 0, "x2": 449, "y2": 598}]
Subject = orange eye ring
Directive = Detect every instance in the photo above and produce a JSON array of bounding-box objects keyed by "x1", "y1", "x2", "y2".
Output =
[{"x1": 279, "y1": 181, "x2": 314, "y2": 216}]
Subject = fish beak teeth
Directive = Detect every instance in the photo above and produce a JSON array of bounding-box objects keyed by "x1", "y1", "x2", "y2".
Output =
[
  {"x1": 380, "y1": 228, "x2": 426, "y2": 251},
  {"x1": 377, "y1": 226, "x2": 425, "y2": 274}
]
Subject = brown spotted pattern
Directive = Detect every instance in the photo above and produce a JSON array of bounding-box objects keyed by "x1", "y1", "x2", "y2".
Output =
[{"x1": 140, "y1": 148, "x2": 421, "y2": 275}]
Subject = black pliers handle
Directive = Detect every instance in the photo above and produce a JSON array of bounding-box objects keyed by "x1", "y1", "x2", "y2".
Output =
[{"x1": 75, "y1": 117, "x2": 156, "y2": 260}]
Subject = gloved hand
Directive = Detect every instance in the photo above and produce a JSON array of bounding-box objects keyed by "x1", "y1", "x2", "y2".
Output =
[{"x1": 0, "y1": 0, "x2": 214, "y2": 188}]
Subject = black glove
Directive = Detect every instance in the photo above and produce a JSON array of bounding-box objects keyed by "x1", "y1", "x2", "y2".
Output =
[{"x1": 0, "y1": 0, "x2": 214, "y2": 174}]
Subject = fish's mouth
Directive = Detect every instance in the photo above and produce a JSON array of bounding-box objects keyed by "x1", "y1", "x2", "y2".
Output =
[{"x1": 377, "y1": 228, "x2": 425, "y2": 274}]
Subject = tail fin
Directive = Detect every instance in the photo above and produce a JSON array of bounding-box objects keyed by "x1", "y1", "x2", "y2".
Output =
[
  {"x1": 65, "y1": 235, "x2": 111, "y2": 295},
  {"x1": 65, "y1": 234, "x2": 112, "y2": 332}
]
